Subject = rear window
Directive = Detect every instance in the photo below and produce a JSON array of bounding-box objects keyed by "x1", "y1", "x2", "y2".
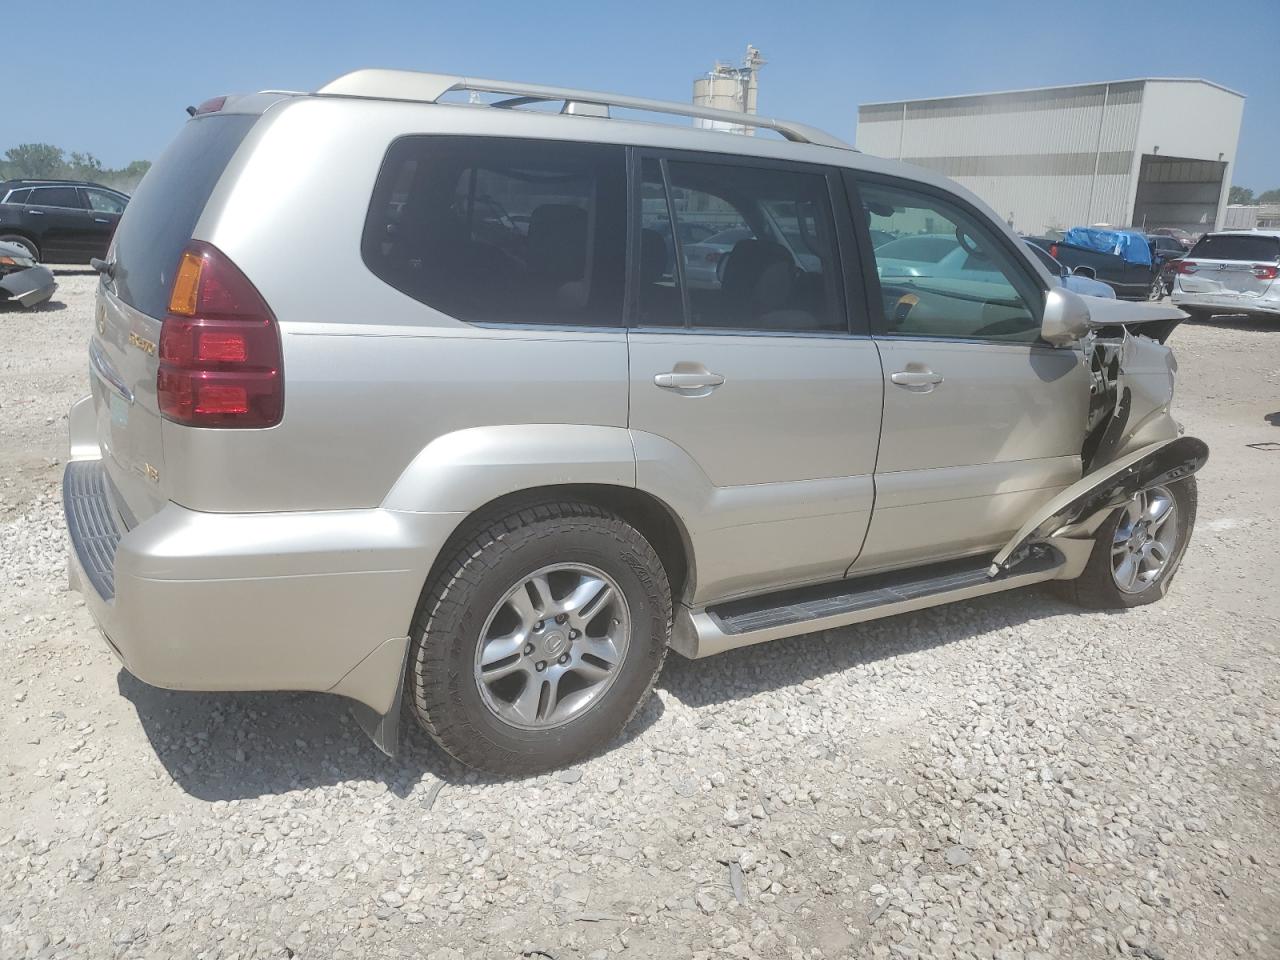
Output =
[
  {"x1": 1188, "y1": 234, "x2": 1280, "y2": 263},
  {"x1": 362, "y1": 136, "x2": 626, "y2": 326},
  {"x1": 111, "y1": 114, "x2": 256, "y2": 318}
]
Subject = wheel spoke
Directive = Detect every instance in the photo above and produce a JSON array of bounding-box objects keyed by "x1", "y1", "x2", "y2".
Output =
[
  {"x1": 479, "y1": 629, "x2": 526, "y2": 668},
  {"x1": 571, "y1": 654, "x2": 613, "y2": 684},
  {"x1": 506, "y1": 587, "x2": 541, "y2": 630},
  {"x1": 527, "y1": 575, "x2": 555, "y2": 616},
  {"x1": 1148, "y1": 495, "x2": 1175, "y2": 533},
  {"x1": 1115, "y1": 554, "x2": 1140, "y2": 591},
  {"x1": 509, "y1": 677, "x2": 545, "y2": 725},
  {"x1": 480, "y1": 655, "x2": 529, "y2": 682},
  {"x1": 580, "y1": 634, "x2": 620, "y2": 668},
  {"x1": 566, "y1": 578, "x2": 612, "y2": 629},
  {"x1": 1147, "y1": 540, "x2": 1171, "y2": 565}
]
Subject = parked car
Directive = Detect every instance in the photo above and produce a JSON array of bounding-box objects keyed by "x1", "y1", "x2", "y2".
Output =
[
  {"x1": 1146, "y1": 234, "x2": 1186, "y2": 295},
  {"x1": 1150, "y1": 227, "x2": 1195, "y2": 250},
  {"x1": 1170, "y1": 230, "x2": 1280, "y2": 321},
  {"x1": 64, "y1": 71, "x2": 1207, "y2": 775},
  {"x1": 0, "y1": 179, "x2": 129, "y2": 263},
  {"x1": 0, "y1": 239, "x2": 56, "y2": 307},
  {"x1": 1023, "y1": 240, "x2": 1116, "y2": 298},
  {"x1": 1027, "y1": 228, "x2": 1162, "y2": 301}
]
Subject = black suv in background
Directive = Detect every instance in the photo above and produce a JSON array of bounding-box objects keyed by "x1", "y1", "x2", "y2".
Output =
[{"x1": 0, "y1": 179, "x2": 129, "y2": 263}]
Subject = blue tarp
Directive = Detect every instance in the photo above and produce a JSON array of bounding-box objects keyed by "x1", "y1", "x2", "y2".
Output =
[{"x1": 1063, "y1": 227, "x2": 1152, "y2": 266}]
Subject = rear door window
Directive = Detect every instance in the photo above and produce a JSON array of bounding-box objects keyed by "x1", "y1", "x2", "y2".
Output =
[
  {"x1": 1188, "y1": 234, "x2": 1280, "y2": 262},
  {"x1": 636, "y1": 155, "x2": 845, "y2": 333},
  {"x1": 3, "y1": 188, "x2": 31, "y2": 205},
  {"x1": 110, "y1": 114, "x2": 256, "y2": 318},
  {"x1": 362, "y1": 136, "x2": 626, "y2": 326},
  {"x1": 28, "y1": 186, "x2": 83, "y2": 208}
]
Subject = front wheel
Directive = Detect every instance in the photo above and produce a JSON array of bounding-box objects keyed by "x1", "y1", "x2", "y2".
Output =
[
  {"x1": 1058, "y1": 478, "x2": 1197, "y2": 610},
  {"x1": 407, "y1": 500, "x2": 671, "y2": 775}
]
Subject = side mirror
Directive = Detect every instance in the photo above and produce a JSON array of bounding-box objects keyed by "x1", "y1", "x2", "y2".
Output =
[
  {"x1": 1041, "y1": 287, "x2": 1092, "y2": 346},
  {"x1": 1072, "y1": 265, "x2": 1097, "y2": 280}
]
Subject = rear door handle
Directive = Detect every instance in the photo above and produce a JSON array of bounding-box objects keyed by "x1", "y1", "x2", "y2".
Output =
[
  {"x1": 654, "y1": 371, "x2": 725, "y2": 389},
  {"x1": 94, "y1": 217, "x2": 110, "y2": 223},
  {"x1": 890, "y1": 369, "x2": 944, "y2": 389}
]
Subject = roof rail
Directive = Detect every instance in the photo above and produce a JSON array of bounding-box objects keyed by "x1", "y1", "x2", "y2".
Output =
[{"x1": 317, "y1": 69, "x2": 851, "y2": 150}]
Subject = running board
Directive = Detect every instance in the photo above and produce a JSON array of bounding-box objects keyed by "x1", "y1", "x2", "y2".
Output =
[{"x1": 672, "y1": 545, "x2": 1066, "y2": 659}]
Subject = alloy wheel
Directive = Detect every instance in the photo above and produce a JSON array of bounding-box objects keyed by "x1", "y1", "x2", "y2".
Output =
[
  {"x1": 473, "y1": 563, "x2": 631, "y2": 730},
  {"x1": 1110, "y1": 486, "x2": 1179, "y2": 594}
]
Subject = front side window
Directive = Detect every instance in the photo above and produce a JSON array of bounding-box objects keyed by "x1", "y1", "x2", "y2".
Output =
[
  {"x1": 637, "y1": 156, "x2": 844, "y2": 333},
  {"x1": 85, "y1": 189, "x2": 127, "y2": 214},
  {"x1": 28, "y1": 186, "x2": 83, "y2": 209},
  {"x1": 860, "y1": 181, "x2": 1042, "y2": 342},
  {"x1": 363, "y1": 137, "x2": 626, "y2": 326}
]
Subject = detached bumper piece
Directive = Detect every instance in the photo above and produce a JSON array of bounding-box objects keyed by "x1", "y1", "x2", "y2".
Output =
[
  {"x1": 64, "y1": 460, "x2": 121, "y2": 600},
  {"x1": 0, "y1": 265, "x2": 57, "y2": 308}
]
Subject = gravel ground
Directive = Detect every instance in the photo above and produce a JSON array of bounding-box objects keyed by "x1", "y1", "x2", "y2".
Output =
[{"x1": 1, "y1": 272, "x2": 1278, "y2": 960}]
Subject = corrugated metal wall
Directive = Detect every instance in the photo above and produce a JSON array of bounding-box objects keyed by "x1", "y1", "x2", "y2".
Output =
[{"x1": 857, "y1": 83, "x2": 1144, "y2": 235}]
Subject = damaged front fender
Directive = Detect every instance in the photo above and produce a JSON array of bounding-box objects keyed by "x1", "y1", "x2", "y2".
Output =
[{"x1": 990, "y1": 435, "x2": 1208, "y2": 575}]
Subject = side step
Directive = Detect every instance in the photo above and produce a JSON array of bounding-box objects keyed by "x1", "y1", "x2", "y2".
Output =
[{"x1": 675, "y1": 545, "x2": 1065, "y2": 658}]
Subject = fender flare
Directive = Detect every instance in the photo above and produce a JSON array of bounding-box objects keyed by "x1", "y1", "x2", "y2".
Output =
[
  {"x1": 990, "y1": 435, "x2": 1209, "y2": 574},
  {"x1": 381, "y1": 423, "x2": 637, "y2": 513}
]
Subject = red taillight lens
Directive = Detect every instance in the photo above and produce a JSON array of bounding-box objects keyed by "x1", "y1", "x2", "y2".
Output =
[
  {"x1": 1251, "y1": 264, "x2": 1278, "y2": 280},
  {"x1": 157, "y1": 241, "x2": 283, "y2": 428},
  {"x1": 1049, "y1": 244, "x2": 1059, "y2": 259},
  {"x1": 1175, "y1": 260, "x2": 1199, "y2": 275}
]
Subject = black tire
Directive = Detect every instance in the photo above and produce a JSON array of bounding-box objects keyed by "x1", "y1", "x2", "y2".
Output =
[
  {"x1": 0, "y1": 234, "x2": 39, "y2": 261},
  {"x1": 1057, "y1": 477, "x2": 1197, "y2": 610},
  {"x1": 407, "y1": 499, "x2": 671, "y2": 775},
  {"x1": 1146, "y1": 276, "x2": 1164, "y2": 301}
]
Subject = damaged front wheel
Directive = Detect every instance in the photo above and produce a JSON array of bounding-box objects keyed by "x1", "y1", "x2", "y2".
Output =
[{"x1": 1057, "y1": 477, "x2": 1197, "y2": 610}]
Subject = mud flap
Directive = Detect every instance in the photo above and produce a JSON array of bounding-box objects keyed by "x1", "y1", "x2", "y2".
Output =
[
  {"x1": 348, "y1": 643, "x2": 411, "y2": 757},
  {"x1": 990, "y1": 435, "x2": 1209, "y2": 575}
]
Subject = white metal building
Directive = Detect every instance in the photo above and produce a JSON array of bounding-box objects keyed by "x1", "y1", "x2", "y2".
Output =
[{"x1": 856, "y1": 79, "x2": 1245, "y2": 236}]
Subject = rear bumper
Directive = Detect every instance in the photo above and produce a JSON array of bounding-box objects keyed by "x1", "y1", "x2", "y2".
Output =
[
  {"x1": 0, "y1": 265, "x2": 56, "y2": 308},
  {"x1": 64, "y1": 458, "x2": 463, "y2": 713},
  {"x1": 1172, "y1": 290, "x2": 1280, "y2": 318}
]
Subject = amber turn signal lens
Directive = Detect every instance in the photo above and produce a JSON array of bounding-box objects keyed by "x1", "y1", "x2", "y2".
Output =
[{"x1": 168, "y1": 251, "x2": 205, "y2": 316}]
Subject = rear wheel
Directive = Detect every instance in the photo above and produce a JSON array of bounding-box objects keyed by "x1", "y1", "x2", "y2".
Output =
[
  {"x1": 1058, "y1": 478, "x2": 1196, "y2": 610},
  {"x1": 1146, "y1": 275, "x2": 1165, "y2": 301},
  {"x1": 0, "y1": 235, "x2": 39, "y2": 261},
  {"x1": 407, "y1": 499, "x2": 671, "y2": 775}
]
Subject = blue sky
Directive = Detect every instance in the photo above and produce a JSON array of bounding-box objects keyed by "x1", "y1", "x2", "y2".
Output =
[{"x1": 12, "y1": 0, "x2": 1279, "y2": 189}]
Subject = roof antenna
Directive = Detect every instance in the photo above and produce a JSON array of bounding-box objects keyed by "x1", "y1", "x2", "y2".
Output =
[{"x1": 185, "y1": 105, "x2": 198, "y2": 117}]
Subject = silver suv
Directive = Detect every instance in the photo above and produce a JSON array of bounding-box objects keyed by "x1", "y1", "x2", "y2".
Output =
[{"x1": 65, "y1": 70, "x2": 1208, "y2": 774}]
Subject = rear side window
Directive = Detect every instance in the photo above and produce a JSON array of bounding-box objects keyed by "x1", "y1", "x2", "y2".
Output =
[
  {"x1": 85, "y1": 189, "x2": 127, "y2": 214},
  {"x1": 29, "y1": 186, "x2": 82, "y2": 208},
  {"x1": 4, "y1": 188, "x2": 31, "y2": 205},
  {"x1": 111, "y1": 114, "x2": 256, "y2": 318},
  {"x1": 363, "y1": 136, "x2": 626, "y2": 326},
  {"x1": 1188, "y1": 234, "x2": 1280, "y2": 262}
]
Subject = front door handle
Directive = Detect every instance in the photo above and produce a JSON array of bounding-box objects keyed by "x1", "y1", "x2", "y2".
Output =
[
  {"x1": 654, "y1": 371, "x2": 725, "y2": 389},
  {"x1": 94, "y1": 217, "x2": 110, "y2": 223},
  {"x1": 890, "y1": 369, "x2": 944, "y2": 391}
]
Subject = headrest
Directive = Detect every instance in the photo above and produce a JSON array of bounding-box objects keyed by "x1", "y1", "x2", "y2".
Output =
[
  {"x1": 527, "y1": 204, "x2": 588, "y2": 281},
  {"x1": 720, "y1": 238, "x2": 794, "y2": 315},
  {"x1": 639, "y1": 228, "x2": 666, "y2": 285}
]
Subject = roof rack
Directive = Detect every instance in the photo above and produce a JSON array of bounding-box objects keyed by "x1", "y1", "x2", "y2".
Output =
[{"x1": 317, "y1": 69, "x2": 851, "y2": 150}]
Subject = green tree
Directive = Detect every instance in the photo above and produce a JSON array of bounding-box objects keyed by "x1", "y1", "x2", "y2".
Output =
[
  {"x1": 1228, "y1": 185, "x2": 1254, "y2": 205},
  {"x1": 3, "y1": 143, "x2": 65, "y2": 178},
  {"x1": 1258, "y1": 188, "x2": 1280, "y2": 204}
]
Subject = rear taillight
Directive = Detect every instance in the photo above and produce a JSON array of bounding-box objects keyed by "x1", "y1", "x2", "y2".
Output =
[
  {"x1": 193, "y1": 96, "x2": 227, "y2": 115},
  {"x1": 1175, "y1": 260, "x2": 1199, "y2": 275},
  {"x1": 1251, "y1": 264, "x2": 1278, "y2": 280},
  {"x1": 157, "y1": 241, "x2": 283, "y2": 428}
]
